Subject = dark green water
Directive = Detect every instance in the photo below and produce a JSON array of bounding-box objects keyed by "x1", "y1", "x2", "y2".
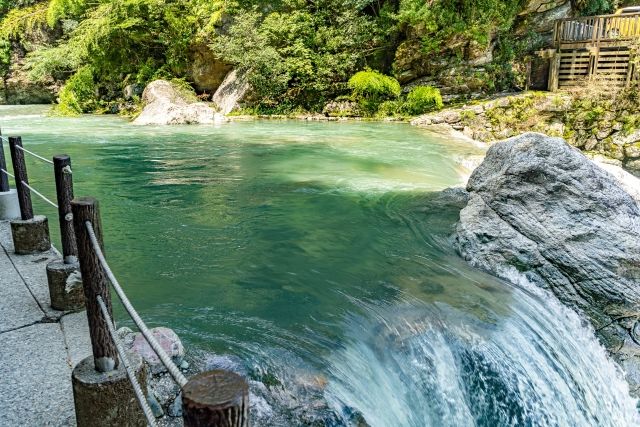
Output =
[{"x1": 1, "y1": 105, "x2": 637, "y2": 426}]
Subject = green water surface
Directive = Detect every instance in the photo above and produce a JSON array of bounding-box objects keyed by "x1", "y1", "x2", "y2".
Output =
[{"x1": 2, "y1": 105, "x2": 637, "y2": 427}]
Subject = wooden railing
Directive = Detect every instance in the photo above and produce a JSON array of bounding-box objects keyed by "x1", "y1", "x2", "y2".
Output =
[{"x1": 555, "y1": 13, "x2": 640, "y2": 45}]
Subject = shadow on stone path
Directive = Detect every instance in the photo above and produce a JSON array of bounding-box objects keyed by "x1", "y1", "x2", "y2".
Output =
[{"x1": 0, "y1": 220, "x2": 91, "y2": 426}]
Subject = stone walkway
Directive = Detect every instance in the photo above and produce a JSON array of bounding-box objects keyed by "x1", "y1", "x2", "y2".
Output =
[{"x1": 0, "y1": 220, "x2": 91, "y2": 426}]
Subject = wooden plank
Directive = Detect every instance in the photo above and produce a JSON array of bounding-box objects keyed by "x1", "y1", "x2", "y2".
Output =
[{"x1": 559, "y1": 52, "x2": 590, "y2": 57}]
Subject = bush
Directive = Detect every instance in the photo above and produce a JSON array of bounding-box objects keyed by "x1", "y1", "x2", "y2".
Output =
[
  {"x1": 348, "y1": 70, "x2": 400, "y2": 115},
  {"x1": 54, "y1": 66, "x2": 96, "y2": 115},
  {"x1": 404, "y1": 86, "x2": 443, "y2": 115},
  {"x1": 348, "y1": 70, "x2": 400, "y2": 100},
  {"x1": 376, "y1": 100, "x2": 404, "y2": 117}
]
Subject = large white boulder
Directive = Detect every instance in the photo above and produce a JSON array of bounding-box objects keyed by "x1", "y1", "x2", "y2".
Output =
[{"x1": 133, "y1": 80, "x2": 226, "y2": 125}]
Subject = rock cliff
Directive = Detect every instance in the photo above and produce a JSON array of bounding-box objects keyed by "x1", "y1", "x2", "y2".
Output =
[{"x1": 454, "y1": 133, "x2": 640, "y2": 394}]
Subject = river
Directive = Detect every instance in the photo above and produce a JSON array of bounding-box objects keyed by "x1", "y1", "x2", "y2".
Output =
[{"x1": 1, "y1": 105, "x2": 637, "y2": 426}]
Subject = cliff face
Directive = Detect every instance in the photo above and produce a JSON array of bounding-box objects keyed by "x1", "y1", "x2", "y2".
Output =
[
  {"x1": 1, "y1": 25, "x2": 60, "y2": 104},
  {"x1": 393, "y1": 0, "x2": 575, "y2": 101}
]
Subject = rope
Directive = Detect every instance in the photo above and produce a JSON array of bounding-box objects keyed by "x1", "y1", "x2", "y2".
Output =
[
  {"x1": 1, "y1": 168, "x2": 14, "y2": 178},
  {"x1": 97, "y1": 296, "x2": 158, "y2": 427},
  {"x1": 21, "y1": 181, "x2": 58, "y2": 209},
  {"x1": 86, "y1": 221, "x2": 188, "y2": 387},
  {"x1": 15, "y1": 145, "x2": 54, "y2": 165}
]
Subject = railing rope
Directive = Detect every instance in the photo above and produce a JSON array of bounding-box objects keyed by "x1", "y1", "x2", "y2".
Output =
[
  {"x1": 21, "y1": 180, "x2": 58, "y2": 209},
  {"x1": 97, "y1": 295, "x2": 158, "y2": 427},
  {"x1": 14, "y1": 143, "x2": 54, "y2": 165},
  {"x1": 85, "y1": 218, "x2": 188, "y2": 387},
  {"x1": 75, "y1": 196, "x2": 250, "y2": 425}
]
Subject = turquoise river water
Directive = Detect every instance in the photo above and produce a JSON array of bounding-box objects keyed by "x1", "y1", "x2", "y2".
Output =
[{"x1": 1, "y1": 105, "x2": 638, "y2": 426}]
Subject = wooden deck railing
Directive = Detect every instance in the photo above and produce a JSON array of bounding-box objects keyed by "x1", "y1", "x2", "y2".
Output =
[{"x1": 555, "y1": 13, "x2": 640, "y2": 46}]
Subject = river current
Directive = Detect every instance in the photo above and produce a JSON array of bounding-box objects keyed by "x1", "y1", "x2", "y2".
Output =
[{"x1": 1, "y1": 105, "x2": 637, "y2": 426}]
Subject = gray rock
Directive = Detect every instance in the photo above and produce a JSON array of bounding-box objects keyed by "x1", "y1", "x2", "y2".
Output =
[
  {"x1": 147, "y1": 392, "x2": 164, "y2": 418},
  {"x1": 454, "y1": 132, "x2": 640, "y2": 394},
  {"x1": 322, "y1": 100, "x2": 361, "y2": 117},
  {"x1": 167, "y1": 393, "x2": 183, "y2": 417},
  {"x1": 441, "y1": 110, "x2": 462, "y2": 124},
  {"x1": 134, "y1": 80, "x2": 226, "y2": 125},
  {"x1": 127, "y1": 326, "x2": 185, "y2": 374},
  {"x1": 147, "y1": 371, "x2": 180, "y2": 408},
  {"x1": 123, "y1": 84, "x2": 143, "y2": 100},
  {"x1": 212, "y1": 69, "x2": 251, "y2": 115},
  {"x1": 625, "y1": 158, "x2": 640, "y2": 176}
]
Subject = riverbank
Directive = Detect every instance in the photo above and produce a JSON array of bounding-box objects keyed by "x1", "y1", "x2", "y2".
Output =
[
  {"x1": 0, "y1": 220, "x2": 91, "y2": 425},
  {"x1": 411, "y1": 90, "x2": 640, "y2": 176}
]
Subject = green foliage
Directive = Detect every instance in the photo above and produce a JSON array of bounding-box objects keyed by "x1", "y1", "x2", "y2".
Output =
[
  {"x1": 404, "y1": 86, "x2": 443, "y2": 115},
  {"x1": 376, "y1": 100, "x2": 404, "y2": 117},
  {"x1": 348, "y1": 70, "x2": 400, "y2": 114},
  {"x1": 349, "y1": 70, "x2": 401, "y2": 100},
  {"x1": 211, "y1": 2, "x2": 378, "y2": 112},
  {"x1": 54, "y1": 66, "x2": 95, "y2": 115},
  {"x1": 46, "y1": 0, "x2": 88, "y2": 27},
  {"x1": 574, "y1": 0, "x2": 616, "y2": 16},
  {"x1": 0, "y1": 2, "x2": 47, "y2": 39},
  {"x1": 0, "y1": 0, "x2": 601, "y2": 115},
  {"x1": 397, "y1": 0, "x2": 522, "y2": 55}
]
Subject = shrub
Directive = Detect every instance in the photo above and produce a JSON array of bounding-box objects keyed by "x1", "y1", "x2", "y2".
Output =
[
  {"x1": 54, "y1": 66, "x2": 96, "y2": 115},
  {"x1": 348, "y1": 70, "x2": 401, "y2": 99},
  {"x1": 404, "y1": 86, "x2": 443, "y2": 115},
  {"x1": 348, "y1": 70, "x2": 400, "y2": 115},
  {"x1": 376, "y1": 100, "x2": 404, "y2": 117}
]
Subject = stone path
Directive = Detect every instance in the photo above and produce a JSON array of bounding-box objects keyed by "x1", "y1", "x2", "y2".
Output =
[{"x1": 0, "y1": 221, "x2": 91, "y2": 426}]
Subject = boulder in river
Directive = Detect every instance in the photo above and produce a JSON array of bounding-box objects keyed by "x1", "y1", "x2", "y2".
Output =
[
  {"x1": 133, "y1": 79, "x2": 226, "y2": 125},
  {"x1": 212, "y1": 69, "x2": 251, "y2": 115},
  {"x1": 454, "y1": 132, "x2": 640, "y2": 395}
]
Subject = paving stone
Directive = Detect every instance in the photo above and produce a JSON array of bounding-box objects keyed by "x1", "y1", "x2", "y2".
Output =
[
  {"x1": 0, "y1": 323, "x2": 76, "y2": 426},
  {"x1": 60, "y1": 311, "x2": 92, "y2": 369},
  {"x1": 0, "y1": 220, "x2": 63, "y2": 320},
  {"x1": 0, "y1": 244, "x2": 44, "y2": 332}
]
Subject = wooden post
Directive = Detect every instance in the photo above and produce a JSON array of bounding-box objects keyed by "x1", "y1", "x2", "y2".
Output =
[
  {"x1": 0, "y1": 135, "x2": 9, "y2": 192},
  {"x1": 8, "y1": 136, "x2": 33, "y2": 220},
  {"x1": 72, "y1": 197, "x2": 119, "y2": 372},
  {"x1": 53, "y1": 155, "x2": 77, "y2": 263},
  {"x1": 182, "y1": 370, "x2": 249, "y2": 427},
  {"x1": 548, "y1": 51, "x2": 560, "y2": 92}
]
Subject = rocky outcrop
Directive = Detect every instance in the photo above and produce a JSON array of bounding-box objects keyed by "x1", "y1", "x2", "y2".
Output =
[
  {"x1": 322, "y1": 100, "x2": 361, "y2": 117},
  {"x1": 133, "y1": 80, "x2": 226, "y2": 125},
  {"x1": 211, "y1": 69, "x2": 250, "y2": 115},
  {"x1": 391, "y1": 0, "x2": 575, "y2": 99},
  {"x1": 514, "y1": 0, "x2": 573, "y2": 36},
  {"x1": 2, "y1": 34, "x2": 60, "y2": 104},
  {"x1": 118, "y1": 326, "x2": 189, "y2": 424},
  {"x1": 454, "y1": 133, "x2": 640, "y2": 394},
  {"x1": 188, "y1": 43, "x2": 232, "y2": 94},
  {"x1": 412, "y1": 92, "x2": 640, "y2": 176}
]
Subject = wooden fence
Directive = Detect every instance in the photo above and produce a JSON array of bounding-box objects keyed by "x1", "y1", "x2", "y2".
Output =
[{"x1": 547, "y1": 13, "x2": 640, "y2": 90}]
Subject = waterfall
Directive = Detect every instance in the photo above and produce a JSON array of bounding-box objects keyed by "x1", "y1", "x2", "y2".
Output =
[{"x1": 323, "y1": 285, "x2": 639, "y2": 426}]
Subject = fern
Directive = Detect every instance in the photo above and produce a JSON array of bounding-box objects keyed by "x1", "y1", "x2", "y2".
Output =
[{"x1": 0, "y1": 2, "x2": 48, "y2": 39}]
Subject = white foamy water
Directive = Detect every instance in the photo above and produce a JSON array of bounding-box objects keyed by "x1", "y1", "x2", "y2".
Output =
[{"x1": 324, "y1": 283, "x2": 639, "y2": 427}]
